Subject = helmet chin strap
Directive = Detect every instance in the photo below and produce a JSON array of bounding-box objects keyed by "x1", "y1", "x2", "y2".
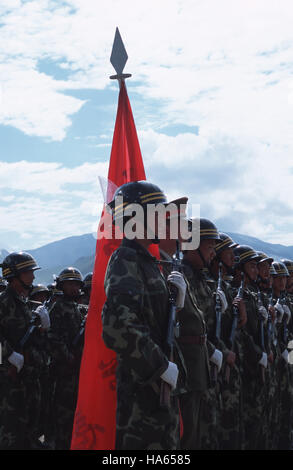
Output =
[
  {"x1": 219, "y1": 258, "x2": 234, "y2": 275},
  {"x1": 257, "y1": 274, "x2": 270, "y2": 287},
  {"x1": 242, "y1": 265, "x2": 255, "y2": 285},
  {"x1": 197, "y1": 247, "x2": 209, "y2": 270},
  {"x1": 17, "y1": 277, "x2": 33, "y2": 294}
]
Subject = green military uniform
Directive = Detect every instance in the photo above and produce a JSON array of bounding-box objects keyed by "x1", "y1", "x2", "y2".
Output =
[
  {"x1": 176, "y1": 262, "x2": 211, "y2": 449},
  {"x1": 48, "y1": 278, "x2": 87, "y2": 450},
  {"x1": 181, "y1": 263, "x2": 222, "y2": 449},
  {"x1": 0, "y1": 286, "x2": 48, "y2": 449},
  {"x1": 102, "y1": 238, "x2": 180, "y2": 450},
  {"x1": 233, "y1": 246, "x2": 269, "y2": 450},
  {"x1": 218, "y1": 280, "x2": 244, "y2": 450}
]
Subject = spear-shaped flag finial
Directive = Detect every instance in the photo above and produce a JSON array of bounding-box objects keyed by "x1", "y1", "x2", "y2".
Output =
[{"x1": 110, "y1": 27, "x2": 132, "y2": 81}]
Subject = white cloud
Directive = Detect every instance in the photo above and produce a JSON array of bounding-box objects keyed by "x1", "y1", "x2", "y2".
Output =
[
  {"x1": 0, "y1": 159, "x2": 109, "y2": 249},
  {"x1": 0, "y1": 1, "x2": 293, "y2": 246}
]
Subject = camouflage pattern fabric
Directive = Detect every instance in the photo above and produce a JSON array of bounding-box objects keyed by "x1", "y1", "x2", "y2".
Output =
[
  {"x1": 218, "y1": 281, "x2": 243, "y2": 450},
  {"x1": 48, "y1": 297, "x2": 87, "y2": 449},
  {"x1": 274, "y1": 294, "x2": 293, "y2": 449},
  {"x1": 102, "y1": 239, "x2": 180, "y2": 450},
  {"x1": 180, "y1": 262, "x2": 222, "y2": 450},
  {"x1": 167, "y1": 261, "x2": 211, "y2": 450},
  {"x1": 240, "y1": 287, "x2": 268, "y2": 450},
  {"x1": 0, "y1": 286, "x2": 48, "y2": 449}
]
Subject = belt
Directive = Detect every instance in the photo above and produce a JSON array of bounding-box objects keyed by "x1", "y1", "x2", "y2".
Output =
[{"x1": 178, "y1": 334, "x2": 207, "y2": 345}]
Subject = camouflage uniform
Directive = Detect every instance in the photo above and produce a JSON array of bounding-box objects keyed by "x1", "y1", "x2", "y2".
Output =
[
  {"x1": 102, "y1": 238, "x2": 180, "y2": 450},
  {"x1": 0, "y1": 286, "x2": 48, "y2": 449},
  {"x1": 240, "y1": 286, "x2": 268, "y2": 450},
  {"x1": 275, "y1": 293, "x2": 293, "y2": 449},
  {"x1": 181, "y1": 263, "x2": 224, "y2": 450},
  {"x1": 176, "y1": 262, "x2": 211, "y2": 450},
  {"x1": 48, "y1": 297, "x2": 87, "y2": 449},
  {"x1": 218, "y1": 280, "x2": 244, "y2": 450}
]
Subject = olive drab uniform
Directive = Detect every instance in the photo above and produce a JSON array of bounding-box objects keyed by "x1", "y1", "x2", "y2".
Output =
[
  {"x1": 176, "y1": 261, "x2": 211, "y2": 449},
  {"x1": 239, "y1": 285, "x2": 269, "y2": 450},
  {"x1": 182, "y1": 263, "x2": 223, "y2": 450},
  {"x1": 0, "y1": 286, "x2": 48, "y2": 449},
  {"x1": 102, "y1": 238, "x2": 180, "y2": 450},
  {"x1": 48, "y1": 296, "x2": 87, "y2": 449},
  {"x1": 274, "y1": 292, "x2": 293, "y2": 449},
  {"x1": 217, "y1": 280, "x2": 244, "y2": 450}
]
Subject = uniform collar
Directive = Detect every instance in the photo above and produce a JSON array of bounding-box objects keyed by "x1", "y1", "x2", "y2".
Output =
[{"x1": 122, "y1": 238, "x2": 158, "y2": 262}]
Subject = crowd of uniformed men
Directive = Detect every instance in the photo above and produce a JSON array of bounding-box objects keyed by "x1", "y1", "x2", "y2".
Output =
[{"x1": 1, "y1": 179, "x2": 293, "y2": 451}]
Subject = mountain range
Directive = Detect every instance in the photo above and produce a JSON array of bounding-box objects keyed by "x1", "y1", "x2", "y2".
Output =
[{"x1": 0, "y1": 232, "x2": 293, "y2": 285}]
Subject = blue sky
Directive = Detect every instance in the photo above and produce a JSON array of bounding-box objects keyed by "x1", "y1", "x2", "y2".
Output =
[{"x1": 1, "y1": 0, "x2": 293, "y2": 250}]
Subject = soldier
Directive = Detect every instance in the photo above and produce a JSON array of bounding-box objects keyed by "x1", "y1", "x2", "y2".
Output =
[
  {"x1": 80, "y1": 272, "x2": 92, "y2": 305},
  {"x1": 30, "y1": 284, "x2": 50, "y2": 305},
  {"x1": 0, "y1": 252, "x2": 50, "y2": 449},
  {"x1": 210, "y1": 233, "x2": 247, "y2": 450},
  {"x1": 271, "y1": 261, "x2": 293, "y2": 449},
  {"x1": 102, "y1": 180, "x2": 187, "y2": 450},
  {"x1": 232, "y1": 246, "x2": 269, "y2": 450},
  {"x1": 48, "y1": 267, "x2": 88, "y2": 450},
  {"x1": 180, "y1": 218, "x2": 229, "y2": 450},
  {"x1": 256, "y1": 253, "x2": 279, "y2": 449},
  {"x1": 158, "y1": 199, "x2": 211, "y2": 450},
  {"x1": 46, "y1": 282, "x2": 63, "y2": 310}
]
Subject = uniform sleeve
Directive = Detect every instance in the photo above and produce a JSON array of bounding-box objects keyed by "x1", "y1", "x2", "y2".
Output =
[{"x1": 102, "y1": 250, "x2": 169, "y2": 385}]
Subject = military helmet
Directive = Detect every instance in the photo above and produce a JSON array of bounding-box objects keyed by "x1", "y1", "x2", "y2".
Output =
[
  {"x1": 215, "y1": 233, "x2": 238, "y2": 255},
  {"x1": 109, "y1": 181, "x2": 168, "y2": 223},
  {"x1": 256, "y1": 251, "x2": 274, "y2": 264},
  {"x1": 47, "y1": 283, "x2": 63, "y2": 296},
  {"x1": 271, "y1": 261, "x2": 290, "y2": 277},
  {"x1": 56, "y1": 267, "x2": 84, "y2": 288},
  {"x1": 269, "y1": 264, "x2": 278, "y2": 276},
  {"x1": 1, "y1": 252, "x2": 40, "y2": 280},
  {"x1": 199, "y1": 218, "x2": 220, "y2": 241},
  {"x1": 233, "y1": 245, "x2": 262, "y2": 266},
  {"x1": 30, "y1": 284, "x2": 50, "y2": 299},
  {"x1": 83, "y1": 272, "x2": 93, "y2": 289},
  {"x1": 280, "y1": 259, "x2": 293, "y2": 274}
]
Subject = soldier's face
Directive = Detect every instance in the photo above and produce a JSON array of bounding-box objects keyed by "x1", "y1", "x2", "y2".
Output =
[
  {"x1": 31, "y1": 292, "x2": 49, "y2": 303},
  {"x1": 244, "y1": 260, "x2": 258, "y2": 281},
  {"x1": 258, "y1": 261, "x2": 270, "y2": 280},
  {"x1": 220, "y1": 247, "x2": 235, "y2": 268},
  {"x1": 200, "y1": 239, "x2": 216, "y2": 265},
  {"x1": 287, "y1": 273, "x2": 293, "y2": 292},
  {"x1": 62, "y1": 280, "x2": 82, "y2": 297},
  {"x1": 19, "y1": 270, "x2": 35, "y2": 287},
  {"x1": 273, "y1": 276, "x2": 287, "y2": 292}
]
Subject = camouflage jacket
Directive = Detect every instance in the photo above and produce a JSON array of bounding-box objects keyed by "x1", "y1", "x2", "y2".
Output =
[
  {"x1": 102, "y1": 239, "x2": 170, "y2": 386},
  {"x1": 181, "y1": 262, "x2": 229, "y2": 359},
  {"x1": 237, "y1": 286, "x2": 268, "y2": 381},
  {"x1": 48, "y1": 297, "x2": 87, "y2": 375},
  {"x1": 177, "y1": 263, "x2": 211, "y2": 392},
  {"x1": 0, "y1": 286, "x2": 48, "y2": 378}
]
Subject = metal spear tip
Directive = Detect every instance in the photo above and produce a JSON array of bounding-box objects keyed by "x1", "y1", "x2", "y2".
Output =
[{"x1": 110, "y1": 27, "x2": 132, "y2": 80}]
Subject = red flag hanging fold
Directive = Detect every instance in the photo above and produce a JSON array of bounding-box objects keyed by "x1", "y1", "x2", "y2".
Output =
[{"x1": 70, "y1": 80, "x2": 158, "y2": 450}]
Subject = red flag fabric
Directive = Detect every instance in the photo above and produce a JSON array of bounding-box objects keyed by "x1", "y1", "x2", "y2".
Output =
[{"x1": 71, "y1": 80, "x2": 158, "y2": 450}]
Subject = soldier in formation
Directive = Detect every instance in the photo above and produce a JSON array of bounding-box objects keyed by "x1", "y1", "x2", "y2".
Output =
[
  {"x1": 47, "y1": 267, "x2": 88, "y2": 449},
  {"x1": 1, "y1": 179, "x2": 293, "y2": 451}
]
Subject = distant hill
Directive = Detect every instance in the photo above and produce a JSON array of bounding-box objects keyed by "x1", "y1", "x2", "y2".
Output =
[
  {"x1": 226, "y1": 232, "x2": 293, "y2": 261},
  {"x1": 1, "y1": 232, "x2": 293, "y2": 285}
]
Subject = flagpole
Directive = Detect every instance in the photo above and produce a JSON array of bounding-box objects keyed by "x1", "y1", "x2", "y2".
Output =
[{"x1": 70, "y1": 27, "x2": 148, "y2": 451}]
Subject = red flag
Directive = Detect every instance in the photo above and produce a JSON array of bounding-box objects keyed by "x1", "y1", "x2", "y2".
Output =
[{"x1": 71, "y1": 80, "x2": 158, "y2": 450}]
